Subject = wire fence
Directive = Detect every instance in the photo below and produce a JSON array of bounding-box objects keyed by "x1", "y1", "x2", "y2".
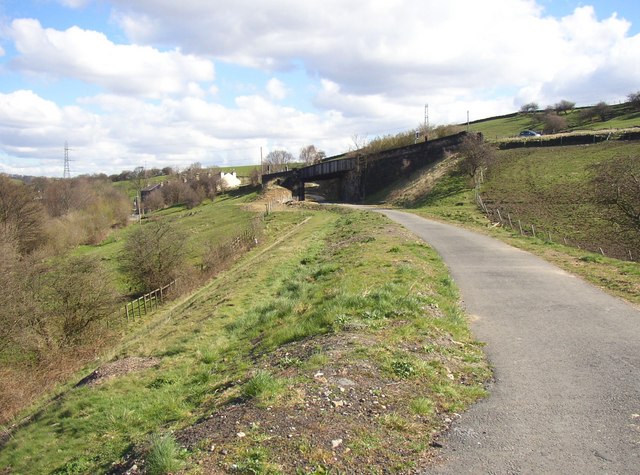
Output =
[
  {"x1": 123, "y1": 279, "x2": 178, "y2": 321},
  {"x1": 120, "y1": 219, "x2": 264, "y2": 323},
  {"x1": 474, "y1": 191, "x2": 637, "y2": 262}
]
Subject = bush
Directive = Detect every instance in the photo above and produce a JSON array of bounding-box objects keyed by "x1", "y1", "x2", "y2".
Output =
[
  {"x1": 120, "y1": 221, "x2": 188, "y2": 292},
  {"x1": 540, "y1": 112, "x2": 567, "y2": 134},
  {"x1": 36, "y1": 255, "x2": 119, "y2": 344}
]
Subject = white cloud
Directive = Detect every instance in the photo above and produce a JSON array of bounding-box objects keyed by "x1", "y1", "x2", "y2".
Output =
[
  {"x1": 3, "y1": 1, "x2": 640, "y2": 177},
  {"x1": 110, "y1": 0, "x2": 639, "y2": 109},
  {"x1": 0, "y1": 89, "x2": 350, "y2": 176},
  {"x1": 0, "y1": 90, "x2": 62, "y2": 128},
  {"x1": 7, "y1": 18, "x2": 215, "y2": 98},
  {"x1": 266, "y1": 78, "x2": 287, "y2": 101}
]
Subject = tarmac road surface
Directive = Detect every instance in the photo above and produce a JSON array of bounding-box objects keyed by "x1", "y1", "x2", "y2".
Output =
[{"x1": 375, "y1": 209, "x2": 640, "y2": 475}]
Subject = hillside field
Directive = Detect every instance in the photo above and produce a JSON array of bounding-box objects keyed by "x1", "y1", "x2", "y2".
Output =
[
  {"x1": 469, "y1": 102, "x2": 640, "y2": 139},
  {"x1": 0, "y1": 198, "x2": 490, "y2": 474}
]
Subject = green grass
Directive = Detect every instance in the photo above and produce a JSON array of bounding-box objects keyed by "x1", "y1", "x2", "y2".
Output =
[
  {"x1": 72, "y1": 192, "x2": 258, "y2": 294},
  {"x1": 410, "y1": 397, "x2": 435, "y2": 416},
  {"x1": 146, "y1": 433, "x2": 183, "y2": 475},
  {"x1": 380, "y1": 144, "x2": 640, "y2": 305},
  {"x1": 242, "y1": 370, "x2": 286, "y2": 405},
  {"x1": 0, "y1": 206, "x2": 490, "y2": 473},
  {"x1": 483, "y1": 141, "x2": 639, "y2": 260},
  {"x1": 469, "y1": 103, "x2": 640, "y2": 140}
]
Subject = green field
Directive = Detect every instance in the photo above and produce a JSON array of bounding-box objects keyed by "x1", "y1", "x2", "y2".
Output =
[
  {"x1": 73, "y1": 192, "x2": 259, "y2": 294},
  {"x1": 483, "y1": 142, "x2": 639, "y2": 260},
  {"x1": 369, "y1": 139, "x2": 640, "y2": 305},
  {"x1": 469, "y1": 103, "x2": 640, "y2": 140}
]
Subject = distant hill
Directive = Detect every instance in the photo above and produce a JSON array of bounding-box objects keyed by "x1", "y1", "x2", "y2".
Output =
[{"x1": 467, "y1": 101, "x2": 640, "y2": 140}]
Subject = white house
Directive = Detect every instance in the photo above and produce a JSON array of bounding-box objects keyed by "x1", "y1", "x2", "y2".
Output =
[{"x1": 220, "y1": 171, "x2": 241, "y2": 190}]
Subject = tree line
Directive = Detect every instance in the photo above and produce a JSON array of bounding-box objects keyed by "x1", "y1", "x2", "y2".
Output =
[{"x1": 0, "y1": 175, "x2": 130, "y2": 359}]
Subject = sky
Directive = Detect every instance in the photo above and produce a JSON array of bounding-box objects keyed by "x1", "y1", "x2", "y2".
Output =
[{"x1": 0, "y1": 0, "x2": 639, "y2": 177}]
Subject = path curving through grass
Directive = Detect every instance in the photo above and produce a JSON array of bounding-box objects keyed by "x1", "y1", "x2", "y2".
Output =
[{"x1": 376, "y1": 209, "x2": 640, "y2": 474}]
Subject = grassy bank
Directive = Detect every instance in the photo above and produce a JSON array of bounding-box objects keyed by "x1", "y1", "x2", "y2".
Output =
[
  {"x1": 377, "y1": 159, "x2": 640, "y2": 306},
  {"x1": 0, "y1": 192, "x2": 261, "y2": 430},
  {"x1": 469, "y1": 102, "x2": 640, "y2": 140},
  {"x1": 483, "y1": 142, "x2": 639, "y2": 261},
  {"x1": 0, "y1": 206, "x2": 489, "y2": 473}
]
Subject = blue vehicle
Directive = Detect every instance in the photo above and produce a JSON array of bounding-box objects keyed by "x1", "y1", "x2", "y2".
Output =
[{"x1": 519, "y1": 130, "x2": 541, "y2": 137}]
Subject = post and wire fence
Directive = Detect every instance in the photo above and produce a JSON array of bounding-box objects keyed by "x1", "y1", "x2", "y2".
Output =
[
  {"x1": 123, "y1": 279, "x2": 177, "y2": 321},
  {"x1": 120, "y1": 218, "x2": 264, "y2": 323},
  {"x1": 474, "y1": 190, "x2": 637, "y2": 262}
]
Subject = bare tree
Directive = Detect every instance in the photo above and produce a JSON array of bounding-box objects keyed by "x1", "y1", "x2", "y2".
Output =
[
  {"x1": 593, "y1": 156, "x2": 640, "y2": 233},
  {"x1": 131, "y1": 166, "x2": 147, "y2": 196},
  {"x1": 554, "y1": 100, "x2": 576, "y2": 115},
  {"x1": 264, "y1": 149, "x2": 293, "y2": 173},
  {"x1": 120, "y1": 221, "x2": 188, "y2": 292},
  {"x1": 457, "y1": 133, "x2": 496, "y2": 185},
  {"x1": 0, "y1": 176, "x2": 45, "y2": 254},
  {"x1": 627, "y1": 91, "x2": 640, "y2": 111},
  {"x1": 350, "y1": 134, "x2": 368, "y2": 151},
  {"x1": 300, "y1": 145, "x2": 326, "y2": 165},
  {"x1": 541, "y1": 112, "x2": 567, "y2": 134},
  {"x1": 520, "y1": 102, "x2": 538, "y2": 114}
]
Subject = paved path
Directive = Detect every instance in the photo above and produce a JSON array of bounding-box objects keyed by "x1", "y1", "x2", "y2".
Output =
[{"x1": 376, "y1": 210, "x2": 640, "y2": 475}]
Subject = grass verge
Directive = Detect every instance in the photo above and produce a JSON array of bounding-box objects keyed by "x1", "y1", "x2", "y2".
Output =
[{"x1": 397, "y1": 170, "x2": 640, "y2": 306}]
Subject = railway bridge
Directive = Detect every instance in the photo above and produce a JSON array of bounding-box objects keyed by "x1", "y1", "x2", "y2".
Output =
[{"x1": 262, "y1": 131, "x2": 469, "y2": 203}]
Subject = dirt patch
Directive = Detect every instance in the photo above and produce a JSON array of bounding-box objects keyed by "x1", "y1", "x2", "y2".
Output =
[
  {"x1": 384, "y1": 154, "x2": 460, "y2": 206},
  {"x1": 246, "y1": 185, "x2": 294, "y2": 213},
  {"x1": 175, "y1": 332, "x2": 460, "y2": 474},
  {"x1": 76, "y1": 357, "x2": 160, "y2": 388}
]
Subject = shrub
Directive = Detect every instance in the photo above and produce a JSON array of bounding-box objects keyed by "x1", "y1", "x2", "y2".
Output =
[
  {"x1": 120, "y1": 221, "x2": 188, "y2": 292},
  {"x1": 540, "y1": 112, "x2": 567, "y2": 134}
]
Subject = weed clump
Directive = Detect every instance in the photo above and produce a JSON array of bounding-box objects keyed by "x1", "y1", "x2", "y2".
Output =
[
  {"x1": 146, "y1": 433, "x2": 182, "y2": 475},
  {"x1": 242, "y1": 370, "x2": 285, "y2": 404}
]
